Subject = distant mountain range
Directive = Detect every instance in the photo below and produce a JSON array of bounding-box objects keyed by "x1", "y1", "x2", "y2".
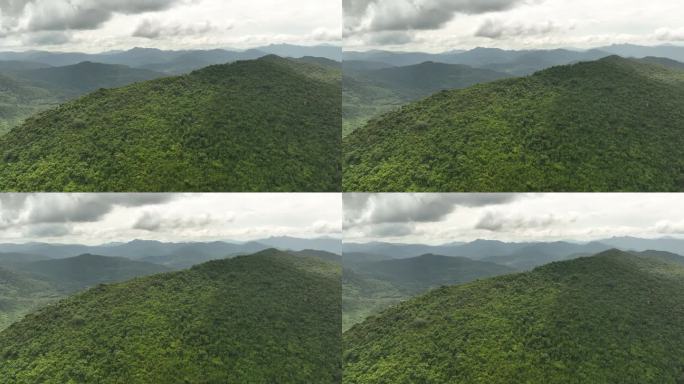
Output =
[
  {"x1": 0, "y1": 236, "x2": 340, "y2": 265},
  {"x1": 343, "y1": 44, "x2": 684, "y2": 71},
  {"x1": 344, "y1": 237, "x2": 684, "y2": 264},
  {"x1": 0, "y1": 44, "x2": 341, "y2": 73}
]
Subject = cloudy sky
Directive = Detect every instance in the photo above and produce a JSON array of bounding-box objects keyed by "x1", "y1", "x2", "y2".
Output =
[
  {"x1": 344, "y1": 0, "x2": 684, "y2": 51},
  {"x1": 344, "y1": 194, "x2": 684, "y2": 244},
  {"x1": 0, "y1": 0, "x2": 341, "y2": 52},
  {"x1": 0, "y1": 193, "x2": 341, "y2": 244}
]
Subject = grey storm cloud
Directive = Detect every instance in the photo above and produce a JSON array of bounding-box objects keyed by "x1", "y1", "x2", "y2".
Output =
[
  {"x1": 5, "y1": 0, "x2": 183, "y2": 32},
  {"x1": 368, "y1": 223, "x2": 415, "y2": 237},
  {"x1": 133, "y1": 211, "x2": 218, "y2": 232},
  {"x1": 475, "y1": 18, "x2": 560, "y2": 39},
  {"x1": 344, "y1": 193, "x2": 518, "y2": 229},
  {"x1": 475, "y1": 211, "x2": 572, "y2": 232},
  {"x1": 132, "y1": 19, "x2": 216, "y2": 39},
  {"x1": 0, "y1": 194, "x2": 175, "y2": 228},
  {"x1": 27, "y1": 223, "x2": 73, "y2": 238},
  {"x1": 24, "y1": 31, "x2": 72, "y2": 45},
  {"x1": 344, "y1": 0, "x2": 532, "y2": 36}
]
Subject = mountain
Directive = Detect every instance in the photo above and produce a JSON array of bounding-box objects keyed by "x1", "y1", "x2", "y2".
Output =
[
  {"x1": 358, "y1": 254, "x2": 515, "y2": 294},
  {"x1": 0, "y1": 249, "x2": 341, "y2": 383},
  {"x1": 13, "y1": 254, "x2": 170, "y2": 292},
  {"x1": 597, "y1": 44, "x2": 684, "y2": 62},
  {"x1": 256, "y1": 236, "x2": 342, "y2": 254},
  {"x1": 0, "y1": 55, "x2": 341, "y2": 192},
  {"x1": 343, "y1": 62, "x2": 510, "y2": 134},
  {"x1": 0, "y1": 267, "x2": 59, "y2": 331},
  {"x1": 256, "y1": 44, "x2": 342, "y2": 61},
  {"x1": 287, "y1": 249, "x2": 342, "y2": 264},
  {"x1": 344, "y1": 56, "x2": 684, "y2": 191},
  {"x1": 0, "y1": 61, "x2": 52, "y2": 72},
  {"x1": 598, "y1": 236, "x2": 684, "y2": 255},
  {"x1": 344, "y1": 250, "x2": 684, "y2": 383},
  {"x1": 0, "y1": 252, "x2": 52, "y2": 269},
  {"x1": 13, "y1": 62, "x2": 166, "y2": 97}
]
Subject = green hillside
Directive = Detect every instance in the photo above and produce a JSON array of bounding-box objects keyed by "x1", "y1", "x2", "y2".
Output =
[
  {"x1": 0, "y1": 267, "x2": 59, "y2": 331},
  {"x1": 0, "y1": 55, "x2": 341, "y2": 192},
  {"x1": 343, "y1": 56, "x2": 684, "y2": 191},
  {"x1": 0, "y1": 74, "x2": 61, "y2": 135},
  {"x1": 343, "y1": 62, "x2": 510, "y2": 136},
  {"x1": 14, "y1": 62, "x2": 166, "y2": 97},
  {"x1": 14, "y1": 254, "x2": 170, "y2": 293},
  {"x1": 343, "y1": 250, "x2": 684, "y2": 383},
  {"x1": 0, "y1": 249, "x2": 341, "y2": 383}
]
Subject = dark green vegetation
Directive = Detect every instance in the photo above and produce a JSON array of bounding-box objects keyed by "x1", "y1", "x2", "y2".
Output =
[
  {"x1": 342, "y1": 254, "x2": 514, "y2": 330},
  {"x1": 343, "y1": 250, "x2": 684, "y2": 383},
  {"x1": 344, "y1": 56, "x2": 684, "y2": 191},
  {"x1": 0, "y1": 73, "x2": 61, "y2": 135},
  {"x1": 13, "y1": 254, "x2": 170, "y2": 293},
  {"x1": 0, "y1": 249, "x2": 341, "y2": 383},
  {"x1": 0, "y1": 267, "x2": 59, "y2": 331},
  {"x1": 0, "y1": 55, "x2": 341, "y2": 192},
  {"x1": 12, "y1": 62, "x2": 165, "y2": 97},
  {"x1": 343, "y1": 62, "x2": 509, "y2": 135}
]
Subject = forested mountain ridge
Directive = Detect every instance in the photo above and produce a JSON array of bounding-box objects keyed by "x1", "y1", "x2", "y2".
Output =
[
  {"x1": 0, "y1": 267, "x2": 59, "y2": 331},
  {"x1": 0, "y1": 55, "x2": 341, "y2": 192},
  {"x1": 343, "y1": 56, "x2": 684, "y2": 192},
  {"x1": 343, "y1": 249, "x2": 684, "y2": 383},
  {"x1": 0, "y1": 249, "x2": 341, "y2": 383}
]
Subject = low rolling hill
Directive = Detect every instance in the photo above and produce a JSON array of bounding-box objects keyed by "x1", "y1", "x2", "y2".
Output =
[
  {"x1": 343, "y1": 56, "x2": 684, "y2": 191},
  {"x1": 13, "y1": 254, "x2": 170, "y2": 293},
  {"x1": 0, "y1": 267, "x2": 59, "y2": 331},
  {"x1": 13, "y1": 62, "x2": 166, "y2": 97},
  {"x1": 343, "y1": 61, "x2": 510, "y2": 135},
  {"x1": 343, "y1": 249, "x2": 684, "y2": 383},
  {"x1": 342, "y1": 254, "x2": 514, "y2": 330},
  {"x1": 0, "y1": 55, "x2": 341, "y2": 192},
  {"x1": 0, "y1": 249, "x2": 341, "y2": 383}
]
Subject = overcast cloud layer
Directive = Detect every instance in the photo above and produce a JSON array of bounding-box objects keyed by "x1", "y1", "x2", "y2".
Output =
[
  {"x1": 0, "y1": 0, "x2": 341, "y2": 51},
  {"x1": 344, "y1": 194, "x2": 684, "y2": 244},
  {"x1": 0, "y1": 194, "x2": 341, "y2": 244},
  {"x1": 344, "y1": 0, "x2": 684, "y2": 51}
]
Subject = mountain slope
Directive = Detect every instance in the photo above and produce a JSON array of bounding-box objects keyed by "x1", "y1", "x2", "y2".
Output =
[
  {"x1": 0, "y1": 267, "x2": 59, "y2": 331},
  {"x1": 343, "y1": 250, "x2": 684, "y2": 383},
  {"x1": 0, "y1": 74, "x2": 60, "y2": 134},
  {"x1": 0, "y1": 249, "x2": 341, "y2": 383},
  {"x1": 342, "y1": 254, "x2": 514, "y2": 330},
  {"x1": 14, "y1": 62, "x2": 166, "y2": 97},
  {"x1": 344, "y1": 56, "x2": 684, "y2": 191},
  {"x1": 14, "y1": 254, "x2": 170, "y2": 292},
  {"x1": 0, "y1": 56, "x2": 341, "y2": 192}
]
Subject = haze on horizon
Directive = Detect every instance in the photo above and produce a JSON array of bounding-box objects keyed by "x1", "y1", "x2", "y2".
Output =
[
  {"x1": 0, "y1": 193, "x2": 341, "y2": 244},
  {"x1": 344, "y1": 194, "x2": 684, "y2": 244},
  {"x1": 344, "y1": 0, "x2": 684, "y2": 52},
  {"x1": 0, "y1": 0, "x2": 341, "y2": 52}
]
